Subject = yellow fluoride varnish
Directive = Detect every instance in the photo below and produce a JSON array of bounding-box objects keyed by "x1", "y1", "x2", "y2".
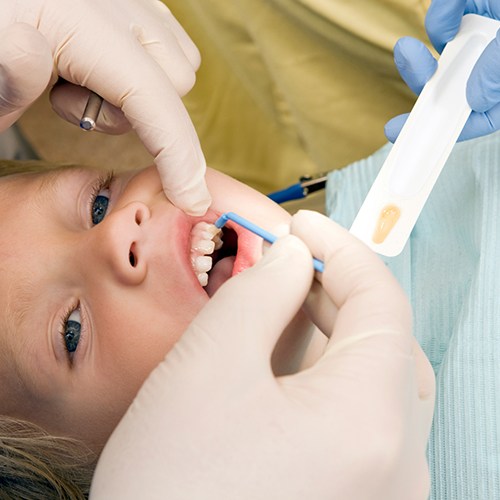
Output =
[{"x1": 372, "y1": 205, "x2": 401, "y2": 245}]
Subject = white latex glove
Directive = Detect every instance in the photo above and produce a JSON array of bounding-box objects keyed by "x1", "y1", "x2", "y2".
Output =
[
  {"x1": 90, "y1": 211, "x2": 435, "y2": 500},
  {"x1": 0, "y1": 1, "x2": 210, "y2": 215}
]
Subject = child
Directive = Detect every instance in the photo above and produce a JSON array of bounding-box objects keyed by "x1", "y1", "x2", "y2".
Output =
[
  {"x1": 0, "y1": 152, "x2": 435, "y2": 499},
  {"x1": 0, "y1": 159, "x2": 327, "y2": 452}
]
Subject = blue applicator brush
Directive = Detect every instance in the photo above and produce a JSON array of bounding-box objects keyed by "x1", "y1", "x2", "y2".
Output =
[{"x1": 214, "y1": 212, "x2": 324, "y2": 273}]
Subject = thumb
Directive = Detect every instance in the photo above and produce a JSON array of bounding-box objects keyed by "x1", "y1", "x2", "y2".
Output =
[
  {"x1": 394, "y1": 37, "x2": 437, "y2": 96},
  {"x1": 384, "y1": 113, "x2": 409, "y2": 143},
  {"x1": 457, "y1": 103, "x2": 500, "y2": 141},
  {"x1": 0, "y1": 24, "x2": 53, "y2": 128},
  {"x1": 187, "y1": 234, "x2": 314, "y2": 369}
]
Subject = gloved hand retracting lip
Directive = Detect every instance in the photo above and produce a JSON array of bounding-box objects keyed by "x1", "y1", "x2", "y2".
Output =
[{"x1": 0, "y1": 0, "x2": 210, "y2": 215}]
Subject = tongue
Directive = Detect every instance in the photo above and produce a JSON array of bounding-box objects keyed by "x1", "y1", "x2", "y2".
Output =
[{"x1": 205, "y1": 256, "x2": 235, "y2": 297}]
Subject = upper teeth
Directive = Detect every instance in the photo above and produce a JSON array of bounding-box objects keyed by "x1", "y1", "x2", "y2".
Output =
[{"x1": 190, "y1": 222, "x2": 223, "y2": 287}]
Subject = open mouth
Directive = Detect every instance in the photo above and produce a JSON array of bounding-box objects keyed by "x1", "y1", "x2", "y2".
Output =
[{"x1": 189, "y1": 221, "x2": 239, "y2": 297}]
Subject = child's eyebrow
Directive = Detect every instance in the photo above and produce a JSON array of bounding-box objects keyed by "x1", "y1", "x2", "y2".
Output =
[
  {"x1": 33, "y1": 170, "x2": 65, "y2": 210},
  {"x1": 32, "y1": 167, "x2": 90, "y2": 221},
  {"x1": 5, "y1": 273, "x2": 36, "y2": 343},
  {"x1": 3, "y1": 273, "x2": 49, "y2": 401}
]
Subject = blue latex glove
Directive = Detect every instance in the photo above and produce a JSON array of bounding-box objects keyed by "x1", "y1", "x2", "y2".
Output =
[{"x1": 385, "y1": 0, "x2": 500, "y2": 142}]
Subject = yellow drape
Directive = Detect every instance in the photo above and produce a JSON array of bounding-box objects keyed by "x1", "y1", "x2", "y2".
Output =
[{"x1": 167, "y1": 0, "x2": 431, "y2": 192}]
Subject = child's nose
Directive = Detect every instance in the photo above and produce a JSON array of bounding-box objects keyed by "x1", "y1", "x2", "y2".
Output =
[{"x1": 89, "y1": 201, "x2": 151, "y2": 285}]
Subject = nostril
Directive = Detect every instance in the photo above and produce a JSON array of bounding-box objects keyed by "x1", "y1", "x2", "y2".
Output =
[
  {"x1": 132, "y1": 202, "x2": 150, "y2": 226},
  {"x1": 129, "y1": 251, "x2": 137, "y2": 267},
  {"x1": 129, "y1": 243, "x2": 137, "y2": 267},
  {"x1": 135, "y1": 206, "x2": 146, "y2": 225}
]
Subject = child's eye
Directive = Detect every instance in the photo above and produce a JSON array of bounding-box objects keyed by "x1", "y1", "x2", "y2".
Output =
[
  {"x1": 62, "y1": 309, "x2": 82, "y2": 356},
  {"x1": 92, "y1": 192, "x2": 109, "y2": 225},
  {"x1": 90, "y1": 173, "x2": 113, "y2": 226}
]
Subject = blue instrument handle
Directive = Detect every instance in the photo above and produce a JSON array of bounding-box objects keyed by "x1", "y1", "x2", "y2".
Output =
[
  {"x1": 215, "y1": 212, "x2": 324, "y2": 273},
  {"x1": 267, "y1": 183, "x2": 305, "y2": 204}
]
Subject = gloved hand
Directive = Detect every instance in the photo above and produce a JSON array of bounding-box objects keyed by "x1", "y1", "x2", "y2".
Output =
[
  {"x1": 90, "y1": 211, "x2": 435, "y2": 500},
  {"x1": 385, "y1": 0, "x2": 500, "y2": 143},
  {"x1": 0, "y1": 1, "x2": 210, "y2": 215}
]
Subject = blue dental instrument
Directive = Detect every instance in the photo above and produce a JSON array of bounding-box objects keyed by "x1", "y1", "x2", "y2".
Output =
[
  {"x1": 214, "y1": 212, "x2": 324, "y2": 273},
  {"x1": 267, "y1": 173, "x2": 327, "y2": 204}
]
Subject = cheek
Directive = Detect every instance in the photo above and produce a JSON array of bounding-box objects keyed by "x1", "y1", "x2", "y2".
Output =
[
  {"x1": 94, "y1": 290, "x2": 207, "y2": 380},
  {"x1": 87, "y1": 304, "x2": 186, "y2": 436},
  {"x1": 84, "y1": 298, "x2": 200, "y2": 442}
]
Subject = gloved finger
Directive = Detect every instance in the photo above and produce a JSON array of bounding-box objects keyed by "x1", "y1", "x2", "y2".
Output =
[
  {"x1": 187, "y1": 235, "x2": 314, "y2": 370},
  {"x1": 394, "y1": 37, "x2": 437, "y2": 95},
  {"x1": 384, "y1": 112, "x2": 409, "y2": 143},
  {"x1": 59, "y1": 32, "x2": 211, "y2": 215},
  {"x1": 159, "y1": 3, "x2": 201, "y2": 71},
  {"x1": 290, "y1": 211, "x2": 418, "y2": 410},
  {"x1": 290, "y1": 211, "x2": 411, "y2": 346},
  {"x1": 275, "y1": 207, "x2": 338, "y2": 337},
  {"x1": 385, "y1": 38, "x2": 436, "y2": 143},
  {"x1": 457, "y1": 104, "x2": 500, "y2": 140},
  {"x1": 466, "y1": 32, "x2": 500, "y2": 113},
  {"x1": 49, "y1": 82, "x2": 131, "y2": 135},
  {"x1": 303, "y1": 280, "x2": 337, "y2": 338},
  {"x1": 425, "y1": 0, "x2": 466, "y2": 53},
  {"x1": 150, "y1": 97, "x2": 210, "y2": 216},
  {"x1": 132, "y1": 21, "x2": 197, "y2": 97},
  {"x1": 0, "y1": 23, "x2": 53, "y2": 119},
  {"x1": 146, "y1": 0, "x2": 201, "y2": 71}
]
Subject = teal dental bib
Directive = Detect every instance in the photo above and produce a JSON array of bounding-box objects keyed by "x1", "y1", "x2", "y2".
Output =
[{"x1": 326, "y1": 133, "x2": 500, "y2": 500}]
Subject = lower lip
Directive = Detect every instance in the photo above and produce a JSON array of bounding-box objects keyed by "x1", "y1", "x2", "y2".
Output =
[{"x1": 230, "y1": 225, "x2": 260, "y2": 275}]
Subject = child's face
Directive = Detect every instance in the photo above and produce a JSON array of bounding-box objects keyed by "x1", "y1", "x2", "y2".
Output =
[{"x1": 0, "y1": 164, "x2": 289, "y2": 449}]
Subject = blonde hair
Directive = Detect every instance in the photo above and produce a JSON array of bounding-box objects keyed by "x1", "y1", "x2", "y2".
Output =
[
  {"x1": 0, "y1": 160, "x2": 100, "y2": 499},
  {"x1": 0, "y1": 415, "x2": 96, "y2": 499},
  {"x1": 0, "y1": 159, "x2": 79, "y2": 177}
]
